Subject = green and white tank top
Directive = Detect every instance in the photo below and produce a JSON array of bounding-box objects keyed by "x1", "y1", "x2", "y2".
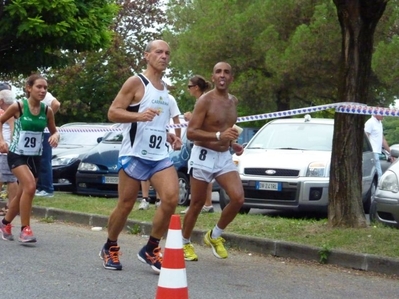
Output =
[{"x1": 9, "y1": 99, "x2": 48, "y2": 156}]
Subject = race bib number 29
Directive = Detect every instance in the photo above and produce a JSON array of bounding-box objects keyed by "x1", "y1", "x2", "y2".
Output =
[{"x1": 17, "y1": 131, "x2": 42, "y2": 155}]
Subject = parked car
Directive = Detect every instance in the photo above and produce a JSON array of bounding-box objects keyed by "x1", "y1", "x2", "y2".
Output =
[
  {"x1": 75, "y1": 128, "x2": 123, "y2": 197},
  {"x1": 370, "y1": 148, "x2": 399, "y2": 228},
  {"x1": 76, "y1": 121, "x2": 258, "y2": 204},
  {"x1": 237, "y1": 127, "x2": 259, "y2": 146},
  {"x1": 219, "y1": 115, "x2": 379, "y2": 214},
  {"x1": 380, "y1": 149, "x2": 393, "y2": 174},
  {"x1": 52, "y1": 123, "x2": 115, "y2": 191}
]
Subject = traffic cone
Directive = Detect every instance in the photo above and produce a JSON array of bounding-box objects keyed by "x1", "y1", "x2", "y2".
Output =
[{"x1": 155, "y1": 214, "x2": 188, "y2": 299}]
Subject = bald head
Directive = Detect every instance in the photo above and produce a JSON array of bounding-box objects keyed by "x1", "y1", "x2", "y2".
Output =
[
  {"x1": 145, "y1": 40, "x2": 170, "y2": 53},
  {"x1": 143, "y1": 40, "x2": 171, "y2": 71},
  {"x1": 213, "y1": 62, "x2": 232, "y2": 74}
]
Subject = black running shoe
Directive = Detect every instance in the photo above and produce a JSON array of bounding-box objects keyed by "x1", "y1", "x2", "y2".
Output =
[
  {"x1": 99, "y1": 245, "x2": 122, "y2": 270},
  {"x1": 137, "y1": 245, "x2": 162, "y2": 274}
]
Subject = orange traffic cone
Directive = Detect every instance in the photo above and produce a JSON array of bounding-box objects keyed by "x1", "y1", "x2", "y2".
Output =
[{"x1": 155, "y1": 214, "x2": 188, "y2": 299}]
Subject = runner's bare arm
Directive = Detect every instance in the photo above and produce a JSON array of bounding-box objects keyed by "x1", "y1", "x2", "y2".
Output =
[
  {"x1": 46, "y1": 107, "x2": 60, "y2": 147},
  {"x1": 108, "y1": 76, "x2": 159, "y2": 123}
]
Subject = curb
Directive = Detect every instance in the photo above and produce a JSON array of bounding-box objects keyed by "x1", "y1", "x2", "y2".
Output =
[{"x1": 31, "y1": 206, "x2": 399, "y2": 277}]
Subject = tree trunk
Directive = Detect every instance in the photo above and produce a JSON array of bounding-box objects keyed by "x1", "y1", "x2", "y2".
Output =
[{"x1": 329, "y1": 0, "x2": 387, "y2": 227}]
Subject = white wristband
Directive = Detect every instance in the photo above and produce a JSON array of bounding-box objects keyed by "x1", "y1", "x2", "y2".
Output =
[{"x1": 216, "y1": 131, "x2": 221, "y2": 140}]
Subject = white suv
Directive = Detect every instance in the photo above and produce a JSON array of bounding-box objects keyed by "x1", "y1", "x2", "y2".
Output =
[{"x1": 219, "y1": 115, "x2": 378, "y2": 214}]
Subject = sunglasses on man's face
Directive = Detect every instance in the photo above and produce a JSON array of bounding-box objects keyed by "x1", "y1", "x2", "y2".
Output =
[{"x1": 188, "y1": 85, "x2": 196, "y2": 88}]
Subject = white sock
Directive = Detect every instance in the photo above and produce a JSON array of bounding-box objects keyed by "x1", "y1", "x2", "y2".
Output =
[
  {"x1": 182, "y1": 237, "x2": 191, "y2": 245},
  {"x1": 211, "y1": 225, "x2": 224, "y2": 239}
]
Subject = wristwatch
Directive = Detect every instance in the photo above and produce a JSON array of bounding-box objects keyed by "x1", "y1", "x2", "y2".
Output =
[{"x1": 216, "y1": 131, "x2": 221, "y2": 140}]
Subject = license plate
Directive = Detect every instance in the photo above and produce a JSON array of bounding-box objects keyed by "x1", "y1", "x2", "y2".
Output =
[
  {"x1": 256, "y1": 181, "x2": 281, "y2": 191},
  {"x1": 102, "y1": 176, "x2": 119, "y2": 184}
]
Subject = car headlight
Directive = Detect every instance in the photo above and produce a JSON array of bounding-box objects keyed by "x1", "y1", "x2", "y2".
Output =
[
  {"x1": 306, "y1": 162, "x2": 327, "y2": 177},
  {"x1": 78, "y1": 162, "x2": 99, "y2": 171},
  {"x1": 52, "y1": 154, "x2": 79, "y2": 166},
  {"x1": 379, "y1": 171, "x2": 399, "y2": 193}
]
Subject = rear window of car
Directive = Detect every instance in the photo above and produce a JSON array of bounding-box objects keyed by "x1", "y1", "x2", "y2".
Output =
[
  {"x1": 247, "y1": 122, "x2": 333, "y2": 151},
  {"x1": 60, "y1": 130, "x2": 107, "y2": 146}
]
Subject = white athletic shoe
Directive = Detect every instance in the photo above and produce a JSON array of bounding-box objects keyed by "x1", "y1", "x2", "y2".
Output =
[{"x1": 138, "y1": 199, "x2": 150, "y2": 210}]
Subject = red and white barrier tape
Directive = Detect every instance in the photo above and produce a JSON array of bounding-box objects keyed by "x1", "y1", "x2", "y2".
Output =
[{"x1": 51, "y1": 102, "x2": 398, "y2": 133}]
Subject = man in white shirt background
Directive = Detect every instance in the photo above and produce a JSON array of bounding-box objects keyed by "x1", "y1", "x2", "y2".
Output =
[
  {"x1": 35, "y1": 91, "x2": 60, "y2": 197},
  {"x1": 364, "y1": 113, "x2": 394, "y2": 181}
]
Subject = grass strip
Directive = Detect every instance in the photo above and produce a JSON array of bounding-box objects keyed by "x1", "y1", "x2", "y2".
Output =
[{"x1": 32, "y1": 192, "x2": 399, "y2": 259}]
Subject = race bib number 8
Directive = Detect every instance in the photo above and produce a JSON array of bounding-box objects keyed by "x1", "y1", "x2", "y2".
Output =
[{"x1": 189, "y1": 146, "x2": 216, "y2": 172}]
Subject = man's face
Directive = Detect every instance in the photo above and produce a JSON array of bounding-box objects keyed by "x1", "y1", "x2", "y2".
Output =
[
  {"x1": 212, "y1": 62, "x2": 233, "y2": 90},
  {"x1": 144, "y1": 41, "x2": 170, "y2": 71}
]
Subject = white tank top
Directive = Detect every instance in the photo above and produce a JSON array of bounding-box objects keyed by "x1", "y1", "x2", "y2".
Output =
[
  {"x1": 119, "y1": 74, "x2": 171, "y2": 161},
  {"x1": 3, "y1": 122, "x2": 11, "y2": 145},
  {"x1": 0, "y1": 109, "x2": 11, "y2": 145}
]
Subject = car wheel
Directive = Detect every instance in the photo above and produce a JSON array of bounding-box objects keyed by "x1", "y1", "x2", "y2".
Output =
[
  {"x1": 369, "y1": 200, "x2": 378, "y2": 223},
  {"x1": 364, "y1": 179, "x2": 377, "y2": 214},
  {"x1": 219, "y1": 187, "x2": 250, "y2": 214},
  {"x1": 177, "y1": 171, "x2": 190, "y2": 206}
]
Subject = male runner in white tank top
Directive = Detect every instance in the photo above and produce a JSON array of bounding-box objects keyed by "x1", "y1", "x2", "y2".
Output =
[{"x1": 99, "y1": 40, "x2": 182, "y2": 273}]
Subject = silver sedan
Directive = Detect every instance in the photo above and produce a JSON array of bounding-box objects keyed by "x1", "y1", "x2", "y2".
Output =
[{"x1": 370, "y1": 148, "x2": 399, "y2": 227}]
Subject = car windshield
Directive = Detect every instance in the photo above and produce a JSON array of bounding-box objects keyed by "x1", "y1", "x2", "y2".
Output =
[
  {"x1": 247, "y1": 122, "x2": 333, "y2": 151},
  {"x1": 59, "y1": 130, "x2": 107, "y2": 146}
]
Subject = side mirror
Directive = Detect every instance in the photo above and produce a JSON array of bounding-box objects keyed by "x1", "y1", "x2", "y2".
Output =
[
  {"x1": 391, "y1": 148, "x2": 399, "y2": 158},
  {"x1": 97, "y1": 137, "x2": 103, "y2": 143}
]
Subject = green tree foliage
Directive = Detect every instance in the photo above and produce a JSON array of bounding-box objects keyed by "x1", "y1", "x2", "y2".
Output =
[
  {"x1": 0, "y1": 0, "x2": 119, "y2": 76},
  {"x1": 46, "y1": 0, "x2": 166, "y2": 124},
  {"x1": 372, "y1": 2, "x2": 399, "y2": 101},
  {"x1": 164, "y1": 0, "x2": 341, "y2": 118},
  {"x1": 383, "y1": 116, "x2": 399, "y2": 145},
  {"x1": 164, "y1": 0, "x2": 399, "y2": 120}
]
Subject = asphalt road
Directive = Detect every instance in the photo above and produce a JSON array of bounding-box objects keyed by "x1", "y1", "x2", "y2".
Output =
[{"x1": 1, "y1": 217, "x2": 398, "y2": 299}]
